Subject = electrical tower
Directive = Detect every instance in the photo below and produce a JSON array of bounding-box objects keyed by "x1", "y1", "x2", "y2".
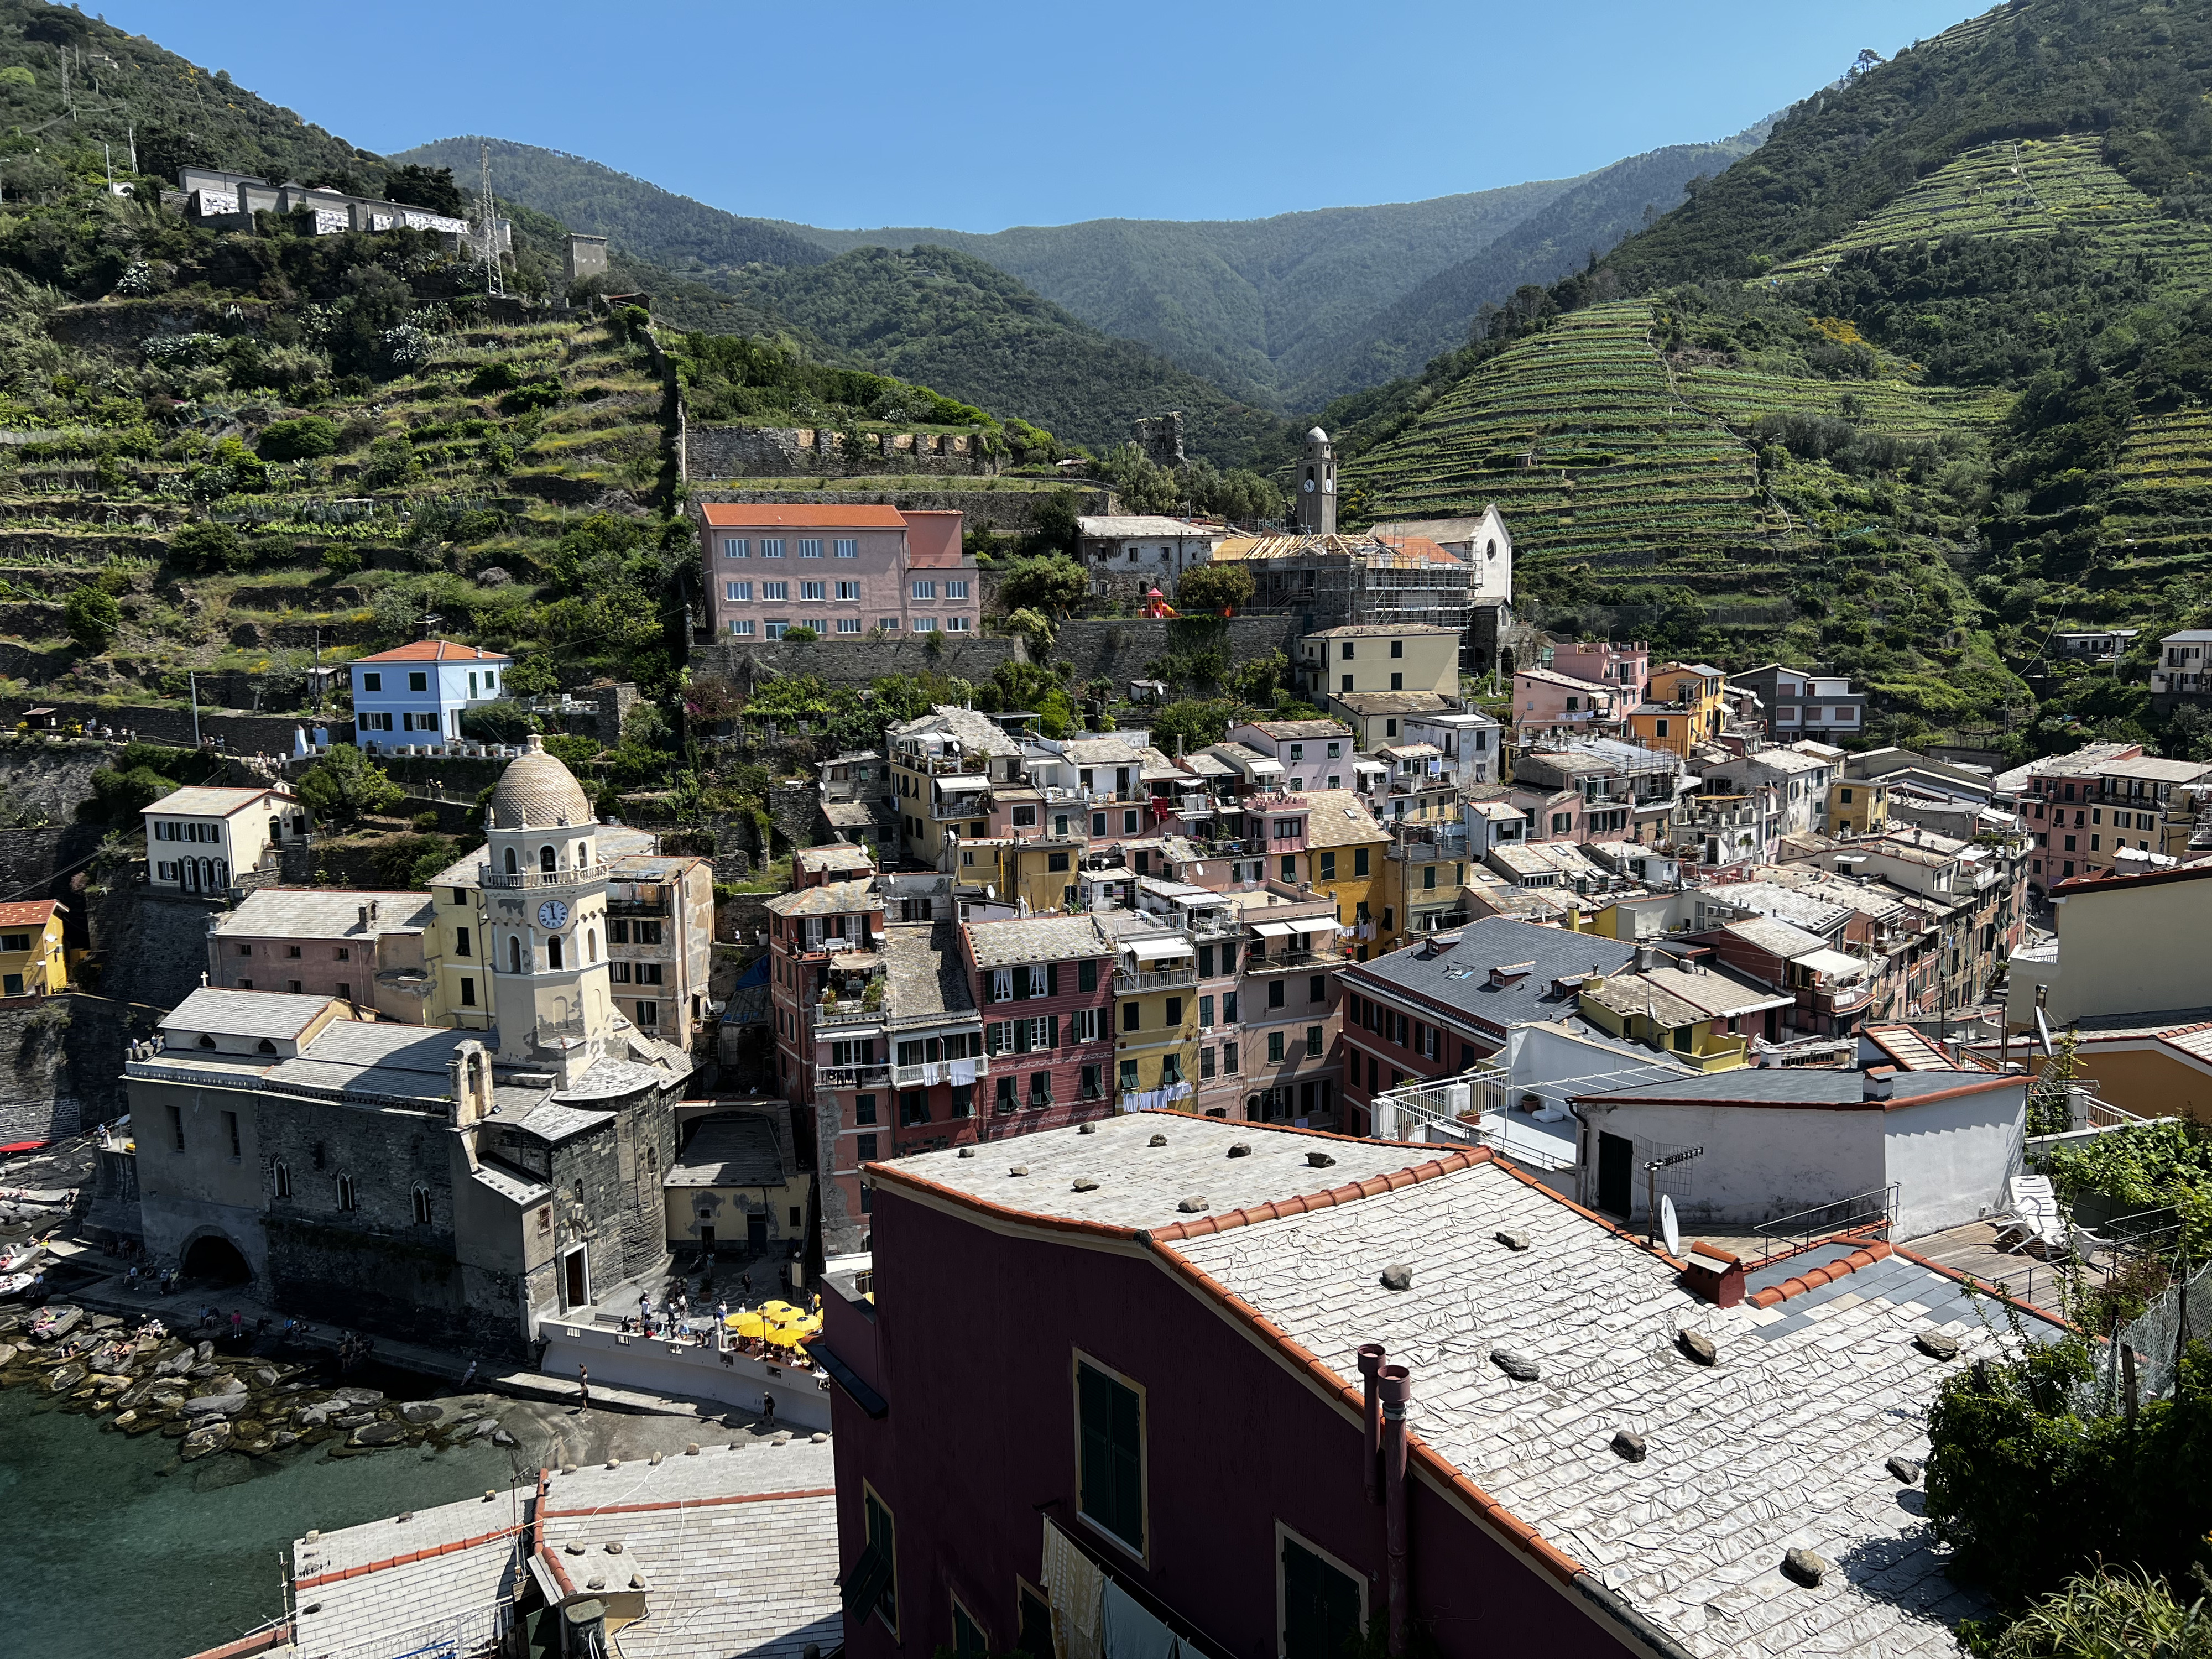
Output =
[{"x1": 476, "y1": 144, "x2": 504, "y2": 299}]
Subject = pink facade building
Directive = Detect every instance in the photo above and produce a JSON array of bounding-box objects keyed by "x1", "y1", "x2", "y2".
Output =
[
  {"x1": 965, "y1": 915, "x2": 1118, "y2": 1121},
  {"x1": 1548, "y1": 639, "x2": 1650, "y2": 706},
  {"x1": 1512, "y1": 666, "x2": 1624, "y2": 735},
  {"x1": 700, "y1": 503, "x2": 979, "y2": 640}
]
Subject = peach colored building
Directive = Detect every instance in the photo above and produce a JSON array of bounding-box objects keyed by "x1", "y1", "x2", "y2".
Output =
[
  {"x1": 1548, "y1": 639, "x2": 1650, "y2": 707},
  {"x1": 699, "y1": 503, "x2": 978, "y2": 640},
  {"x1": 1512, "y1": 665, "x2": 1624, "y2": 736}
]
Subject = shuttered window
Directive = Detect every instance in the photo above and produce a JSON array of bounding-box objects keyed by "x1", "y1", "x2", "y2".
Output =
[{"x1": 1077, "y1": 1359, "x2": 1144, "y2": 1551}]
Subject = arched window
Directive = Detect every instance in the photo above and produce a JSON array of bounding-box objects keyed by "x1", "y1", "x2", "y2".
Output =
[
  {"x1": 508, "y1": 936, "x2": 523, "y2": 973},
  {"x1": 548, "y1": 935, "x2": 564, "y2": 971},
  {"x1": 273, "y1": 1161, "x2": 291, "y2": 1199},
  {"x1": 503, "y1": 847, "x2": 518, "y2": 874},
  {"x1": 539, "y1": 845, "x2": 556, "y2": 873},
  {"x1": 336, "y1": 1173, "x2": 357, "y2": 1212},
  {"x1": 411, "y1": 1186, "x2": 431, "y2": 1225},
  {"x1": 573, "y1": 1181, "x2": 585, "y2": 1204},
  {"x1": 587, "y1": 930, "x2": 598, "y2": 963}
]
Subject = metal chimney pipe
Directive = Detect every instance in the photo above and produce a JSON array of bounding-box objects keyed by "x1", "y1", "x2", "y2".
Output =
[
  {"x1": 1380, "y1": 1364, "x2": 1412, "y2": 1657},
  {"x1": 1357, "y1": 1343, "x2": 1386, "y2": 1506}
]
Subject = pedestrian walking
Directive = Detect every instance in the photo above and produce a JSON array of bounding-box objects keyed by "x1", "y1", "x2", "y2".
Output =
[
  {"x1": 461, "y1": 1359, "x2": 478, "y2": 1390},
  {"x1": 576, "y1": 1364, "x2": 591, "y2": 1412},
  {"x1": 761, "y1": 1391, "x2": 775, "y2": 1426},
  {"x1": 229, "y1": 1310, "x2": 243, "y2": 1342}
]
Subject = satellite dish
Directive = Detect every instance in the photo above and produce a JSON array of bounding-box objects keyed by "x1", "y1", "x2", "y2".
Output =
[{"x1": 1660, "y1": 1194, "x2": 1682, "y2": 1258}]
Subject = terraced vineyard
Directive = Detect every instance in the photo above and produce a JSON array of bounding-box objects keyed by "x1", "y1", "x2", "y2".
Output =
[
  {"x1": 1349, "y1": 302, "x2": 1780, "y2": 570},
  {"x1": 2094, "y1": 408, "x2": 2212, "y2": 572},
  {"x1": 1673, "y1": 362, "x2": 2011, "y2": 442},
  {"x1": 1770, "y1": 134, "x2": 2212, "y2": 281},
  {"x1": 0, "y1": 294, "x2": 673, "y2": 699}
]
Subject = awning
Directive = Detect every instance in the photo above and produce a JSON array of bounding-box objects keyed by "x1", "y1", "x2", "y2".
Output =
[
  {"x1": 1248, "y1": 758, "x2": 1285, "y2": 775},
  {"x1": 1286, "y1": 916, "x2": 1337, "y2": 935},
  {"x1": 935, "y1": 774, "x2": 989, "y2": 791},
  {"x1": 1127, "y1": 937, "x2": 1192, "y2": 961},
  {"x1": 1250, "y1": 920, "x2": 1297, "y2": 938},
  {"x1": 1796, "y1": 947, "x2": 1869, "y2": 980},
  {"x1": 1354, "y1": 759, "x2": 1388, "y2": 773}
]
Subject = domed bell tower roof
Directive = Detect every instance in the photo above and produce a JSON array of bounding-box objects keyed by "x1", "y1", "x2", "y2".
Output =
[{"x1": 487, "y1": 733, "x2": 594, "y2": 830}]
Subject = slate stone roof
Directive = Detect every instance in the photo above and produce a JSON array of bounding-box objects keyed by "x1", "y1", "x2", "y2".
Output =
[
  {"x1": 1165, "y1": 1156, "x2": 2043, "y2": 1657},
  {"x1": 160, "y1": 987, "x2": 335, "y2": 1041},
  {"x1": 881, "y1": 921, "x2": 974, "y2": 1021},
  {"x1": 1341, "y1": 917, "x2": 1636, "y2": 1035},
  {"x1": 964, "y1": 914, "x2": 1110, "y2": 969},
  {"x1": 291, "y1": 1488, "x2": 530, "y2": 1659},
  {"x1": 765, "y1": 878, "x2": 879, "y2": 918},
  {"x1": 668, "y1": 1114, "x2": 789, "y2": 1188}
]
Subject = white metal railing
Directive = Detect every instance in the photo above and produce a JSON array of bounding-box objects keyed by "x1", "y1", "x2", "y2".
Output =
[
  {"x1": 1115, "y1": 966, "x2": 1197, "y2": 993},
  {"x1": 893, "y1": 1057, "x2": 989, "y2": 1087},
  {"x1": 815, "y1": 1062, "x2": 893, "y2": 1090},
  {"x1": 479, "y1": 863, "x2": 607, "y2": 889}
]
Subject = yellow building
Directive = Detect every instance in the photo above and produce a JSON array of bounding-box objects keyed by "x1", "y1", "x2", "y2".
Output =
[
  {"x1": 663, "y1": 1110, "x2": 816, "y2": 1255},
  {"x1": 1968, "y1": 1024, "x2": 2212, "y2": 1128},
  {"x1": 2006, "y1": 858, "x2": 2212, "y2": 1031},
  {"x1": 887, "y1": 708, "x2": 1027, "y2": 869},
  {"x1": 1300, "y1": 624, "x2": 1460, "y2": 701},
  {"x1": 1827, "y1": 778, "x2": 1890, "y2": 836},
  {"x1": 1300, "y1": 789, "x2": 1390, "y2": 961},
  {"x1": 1378, "y1": 833, "x2": 1469, "y2": 954},
  {"x1": 1629, "y1": 662, "x2": 1728, "y2": 758},
  {"x1": 1109, "y1": 928, "x2": 1201, "y2": 1109},
  {"x1": 953, "y1": 835, "x2": 1084, "y2": 915},
  {"x1": 0, "y1": 900, "x2": 66, "y2": 997},
  {"x1": 1574, "y1": 961, "x2": 1791, "y2": 1072}
]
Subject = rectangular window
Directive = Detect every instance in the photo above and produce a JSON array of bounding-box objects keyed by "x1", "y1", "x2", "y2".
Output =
[
  {"x1": 915, "y1": 617, "x2": 938, "y2": 632},
  {"x1": 1319, "y1": 850, "x2": 1337, "y2": 881},
  {"x1": 836, "y1": 580, "x2": 861, "y2": 601},
  {"x1": 834, "y1": 538, "x2": 858, "y2": 558},
  {"x1": 1119, "y1": 1058, "x2": 1139, "y2": 1092},
  {"x1": 1121, "y1": 1001, "x2": 1140, "y2": 1032},
  {"x1": 801, "y1": 581, "x2": 826, "y2": 601},
  {"x1": 1199, "y1": 994, "x2": 1214, "y2": 1029},
  {"x1": 798, "y1": 539, "x2": 823, "y2": 558},
  {"x1": 855, "y1": 1094, "x2": 878, "y2": 1125},
  {"x1": 460, "y1": 978, "x2": 476, "y2": 1006},
  {"x1": 947, "y1": 580, "x2": 969, "y2": 599},
  {"x1": 836, "y1": 617, "x2": 863, "y2": 634},
  {"x1": 1353, "y1": 847, "x2": 1369, "y2": 877},
  {"x1": 946, "y1": 615, "x2": 971, "y2": 631},
  {"x1": 1223, "y1": 1041, "x2": 1238, "y2": 1074},
  {"x1": 764, "y1": 620, "x2": 790, "y2": 639},
  {"x1": 1307, "y1": 1025, "x2": 1323, "y2": 1058},
  {"x1": 728, "y1": 619, "x2": 755, "y2": 636},
  {"x1": 362, "y1": 672, "x2": 382, "y2": 692},
  {"x1": 1082, "y1": 1063, "x2": 1103, "y2": 1099},
  {"x1": 1079, "y1": 959, "x2": 1098, "y2": 993},
  {"x1": 409, "y1": 672, "x2": 429, "y2": 692},
  {"x1": 880, "y1": 618, "x2": 900, "y2": 630},
  {"x1": 726, "y1": 581, "x2": 753, "y2": 601},
  {"x1": 761, "y1": 581, "x2": 789, "y2": 601},
  {"x1": 1076, "y1": 1356, "x2": 1146, "y2": 1553},
  {"x1": 761, "y1": 539, "x2": 785, "y2": 558},
  {"x1": 912, "y1": 580, "x2": 937, "y2": 599},
  {"x1": 1269, "y1": 1031, "x2": 1286, "y2": 1062},
  {"x1": 722, "y1": 538, "x2": 749, "y2": 559},
  {"x1": 1201, "y1": 1045, "x2": 1217, "y2": 1079},
  {"x1": 222, "y1": 1110, "x2": 240, "y2": 1159},
  {"x1": 1224, "y1": 989, "x2": 1238, "y2": 1021},
  {"x1": 169, "y1": 1104, "x2": 184, "y2": 1151}
]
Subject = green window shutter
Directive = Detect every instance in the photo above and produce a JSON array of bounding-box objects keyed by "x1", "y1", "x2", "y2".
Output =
[
  {"x1": 1079, "y1": 958, "x2": 1098, "y2": 993},
  {"x1": 1046, "y1": 962, "x2": 1061, "y2": 997},
  {"x1": 1078, "y1": 1363, "x2": 1145, "y2": 1550}
]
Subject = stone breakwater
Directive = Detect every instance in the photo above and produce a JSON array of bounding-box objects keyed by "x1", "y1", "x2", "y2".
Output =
[{"x1": 0, "y1": 1305, "x2": 515, "y2": 1465}]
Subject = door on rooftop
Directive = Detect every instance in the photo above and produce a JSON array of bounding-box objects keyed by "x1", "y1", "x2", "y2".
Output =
[
  {"x1": 561, "y1": 1245, "x2": 589, "y2": 1311},
  {"x1": 1597, "y1": 1131, "x2": 1634, "y2": 1218},
  {"x1": 748, "y1": 1213, "x2": 769, "y2": 1254},
  {"x1": 1281, "y1": 1529, "x2": 1365, "y2": 1659}
]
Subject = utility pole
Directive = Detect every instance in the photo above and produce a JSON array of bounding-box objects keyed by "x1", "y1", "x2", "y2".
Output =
[{"x1": 189, "y1": 671, "x2": 201, "y2": 750}]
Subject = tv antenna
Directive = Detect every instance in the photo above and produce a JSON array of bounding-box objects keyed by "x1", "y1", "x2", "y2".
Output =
[
  {"x1": 476, "y1": 143, "x2": 504, "y2": 299},
  {"x1": 1644, "y1": 1145, "x2": 1703, "y2": 1248}
]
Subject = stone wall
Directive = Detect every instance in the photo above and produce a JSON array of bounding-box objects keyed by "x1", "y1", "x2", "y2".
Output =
[
  {"x1": 86, "y1": 880, "x2": 228, "y2": 1015},
  {"x1": 686, "y1": 485, "x2": 1111, "y2": 535},
  {"x1": 1048, "y1": 616, "x2": 1307, "y2": 691},
  {"x1": 686, "y1": 424, "x2": 1000, "y2": 480},
  {"x1": 0, "y1": 697, "x2": 325, "y2": 757},
  {"x1": 701, "y1": 633, "x2": 1028, "y2": 691}
]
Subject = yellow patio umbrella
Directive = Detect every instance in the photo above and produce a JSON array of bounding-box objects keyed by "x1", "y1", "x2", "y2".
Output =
[
  {"x1": 724, "y1": 1311, "x2": 771, "y2": 1339},
  {"x1": 759, "y1": 1300, "x2": 802, "y2": 1321}
]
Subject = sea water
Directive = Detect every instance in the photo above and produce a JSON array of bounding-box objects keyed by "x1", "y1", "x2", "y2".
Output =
[{"x1": 0, "y1": 1385, "x2": 519, "y2": 1658}]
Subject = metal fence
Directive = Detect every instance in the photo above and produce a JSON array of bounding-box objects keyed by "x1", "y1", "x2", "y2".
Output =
[
  {"x1": 1754, "y1": 1185, "x2": 1900, "y2": 1258},
  {"x1": 2090, "y1": 1257, "x2": 2212, "y2": 1413}
]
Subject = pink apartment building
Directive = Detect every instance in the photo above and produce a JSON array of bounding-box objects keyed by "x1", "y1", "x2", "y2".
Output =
[
  {"x1": 699, "y1": 503, "x2": 979, "y2": 639},
  {"x1": 1548, "y1": 638, "x2": 1650, "y2": 705},
  {"x1": 1512, "y1": 665, "x2": 1624, "y2": 734}
]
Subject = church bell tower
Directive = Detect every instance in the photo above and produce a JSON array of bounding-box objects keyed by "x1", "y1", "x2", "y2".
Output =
[
  {"x1": 482, "y1": 735, "x2": 612, "y2": 1083},
  {"x1": 1295, "y1": 425, "x2": 1337, "y2": 534}
]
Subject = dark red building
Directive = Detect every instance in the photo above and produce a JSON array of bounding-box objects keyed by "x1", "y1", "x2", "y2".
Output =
[{"x1": 812, "y1": 1113, "x2": 2044, "y2": 1659}]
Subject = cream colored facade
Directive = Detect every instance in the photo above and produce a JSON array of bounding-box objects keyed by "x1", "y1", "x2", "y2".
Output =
[
  {"x1": 2005, "y1": 862, "x2": 2212, "y2": 1030},
  {"x1": 1302, "y1": 624, "x2": 1460, "y2": 701}
]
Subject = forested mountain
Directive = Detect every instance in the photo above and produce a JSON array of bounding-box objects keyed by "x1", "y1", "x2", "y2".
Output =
[
  {"x1": 1285, "y1": 124, "x2": 1773, "y2": 406},
  {"x1": 721, "y1": 245, "x2": 1288, "y2": 464},
  {"x1": 1339, "y1": 0, "x2": 2212, "y2": 758}
]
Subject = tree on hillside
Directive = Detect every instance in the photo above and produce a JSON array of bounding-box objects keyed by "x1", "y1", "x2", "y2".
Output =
[
  {"x1": 383, "y1": 164, "x2": 467, "y2": 217},
  {"x1": 297, "y1": 745, "x2": 404, "y2": 823},
  {"x1": 1176, "y1": 562, "x2": 1254, "y2": 614},
  {"x1": 1150, "y1": 698, "x2": 1236, "y2": 754},
  {"x1": 997, "y1": 555, "x2": 1087, "y2": 617},
  {"x1": 1103, "y1": 443, "x2": 1183, "y2": 516},
  {"x1": 64, "y1": 585, "x2": 119, "y2": 651}
]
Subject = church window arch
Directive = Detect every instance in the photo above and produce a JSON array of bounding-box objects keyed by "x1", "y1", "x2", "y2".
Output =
[
  {"x1": 539, "y1": 845, "x2": 556, "y2": 873},
  {"x1": 508, "y1": 935, "x2": 523, "y2": 974},
  {"x1": 503, "y1": 847, "x2": 518, "y2": 874},
  {"x1": 548, "y1": 935, "x2": 564, "y2": 971},
  {"x1": 587, "y1": 930, "x2": 598, "y2": 963},
  {"x1": 336, "y1": 1173, "x2": 357, "y2": 1212}
]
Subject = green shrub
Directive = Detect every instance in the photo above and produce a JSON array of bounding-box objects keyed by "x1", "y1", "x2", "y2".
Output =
[
  {"x1": 321, "y1": 546, "x2": 364, "y2": 577},
  {"x1": 499, "y1": 380, "x2": 564, "y2": 414},
  {"x1": 0, "y1": 66, "x2": 34, "y2": 87},
  {"x1": 1176, "y1": 562, "x2": 1255, "y2": 614},
  {"x1": 1965, "y1": 1564, "x2": 2212, "y2": 1658},
  {"x1": 410, "y1": 810, "x2": 442, "y2": 832},
  {"x1": 168, "y1": 521, "x2": 243, "y2": 575},
  {"x1": 296, "y1": 745, "x2": 404, "y2": 822},
  {"x1": 88, "y1": 764, "x2": 176, "y2": 820},
  {"x1": 458, "y1": 700, "x2": 537, "y2": 744},
  {"x1": 467, "y1": 361, "x2": 525, "y2": 394},
  {"x1": 782, "y1": 624, "x2": 818, "y2": 643},
  {"x1": 258, "y1": 416, "x2": 340, "y2": 462},
  {"x1": 64, "y1": 585, "x2": 120, "y2": 650}
]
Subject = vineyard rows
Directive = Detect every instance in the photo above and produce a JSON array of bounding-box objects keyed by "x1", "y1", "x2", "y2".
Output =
[{"x1": 1768, "y1": 135, "x2": 2212, "y2": 281}]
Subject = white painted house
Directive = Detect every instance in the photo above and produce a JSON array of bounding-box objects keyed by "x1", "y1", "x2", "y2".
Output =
[
  {"x1": 1570, "y1": 1066, "x2": 2026, "y2": 1240},
  {"x1": 144, "y1": 784, "x2": 309, "y2": 895},
  {"x1": 350, "y1": 640, "x2": 513, "y2": 747},
  {"x1": 1074, "y1": 516, "x2": 1223, "y2": 593}
]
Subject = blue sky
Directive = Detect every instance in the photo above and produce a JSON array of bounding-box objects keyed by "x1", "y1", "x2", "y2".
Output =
[{"x1": 109, "y1": 1, "x2": 1981, "y2": 230}]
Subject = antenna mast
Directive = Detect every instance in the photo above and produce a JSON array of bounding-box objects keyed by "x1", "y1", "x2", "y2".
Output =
[{"x1": 477, "y1": 143, "x2": 503, "y2": 299}]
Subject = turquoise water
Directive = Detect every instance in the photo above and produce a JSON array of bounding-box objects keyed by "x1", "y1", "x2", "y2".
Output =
[{"x1": 0, "y1": 1386, "x2": 518, "y2": 1659}]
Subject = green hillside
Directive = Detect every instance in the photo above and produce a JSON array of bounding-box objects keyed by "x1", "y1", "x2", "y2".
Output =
[
  {"x1": 1342, "y1": 0, "x2": 2212, "y2": 757},
  {"x1": 721, "y1": 244, "x2": 1288, "y2": 465},
  {"x1": 1287, "y1": 125, "x2": 1772, "y2": 407},
  {"x1": 392, "y1": 136, "x2": 834, "y2": 274}
]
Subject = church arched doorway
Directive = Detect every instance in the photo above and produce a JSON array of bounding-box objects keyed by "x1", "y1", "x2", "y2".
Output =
[{"x1": 182, "y1": 1233, "x2": 252, "y2": 1286}]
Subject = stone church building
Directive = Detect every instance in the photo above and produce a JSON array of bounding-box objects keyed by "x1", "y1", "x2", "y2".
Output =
[{"x1": 129, "y1": 738, "x2": 693, "y2": 1357}]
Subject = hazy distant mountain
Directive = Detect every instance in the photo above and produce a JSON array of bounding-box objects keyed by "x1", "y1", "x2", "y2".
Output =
[{"x1": 392, "y1": 132, "x2": 1773, "y2": 410}]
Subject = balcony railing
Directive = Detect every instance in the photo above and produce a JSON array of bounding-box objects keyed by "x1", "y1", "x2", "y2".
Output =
[
  {"x1": 1243, "y1": 947, "x2": 1337, "y2": 974},
  {"x1": 815, "y1": 1061, "x2": 893, "y2": 1091},
  {"x1": 932, "y1": 795, "x2": 989, "y2": 821},
  {"x1": 608, "y1": 894, "x2": 671, "y2": 916},
  {"x1": 892, "y1": 1057, "x2": 989, "y2": 1087},
  {"x1": 481, "y1": 863, "x2": 608, "y2": 889},
  {"x1": 1114, "y1": 966, "x2": 1198, "y2": 993},
  {"x1": 813, "y1": 998, "x2": 886, "y2": 1027}
]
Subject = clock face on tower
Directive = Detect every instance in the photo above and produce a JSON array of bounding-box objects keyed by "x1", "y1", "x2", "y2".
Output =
[{"x1": 538, "y1": 899, "x2": 570, "y2": 929}]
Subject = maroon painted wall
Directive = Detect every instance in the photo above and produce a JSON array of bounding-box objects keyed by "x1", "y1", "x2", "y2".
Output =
[{"x1": 825, "y1": 1186, "x2": 1636, "y2": 1659}]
